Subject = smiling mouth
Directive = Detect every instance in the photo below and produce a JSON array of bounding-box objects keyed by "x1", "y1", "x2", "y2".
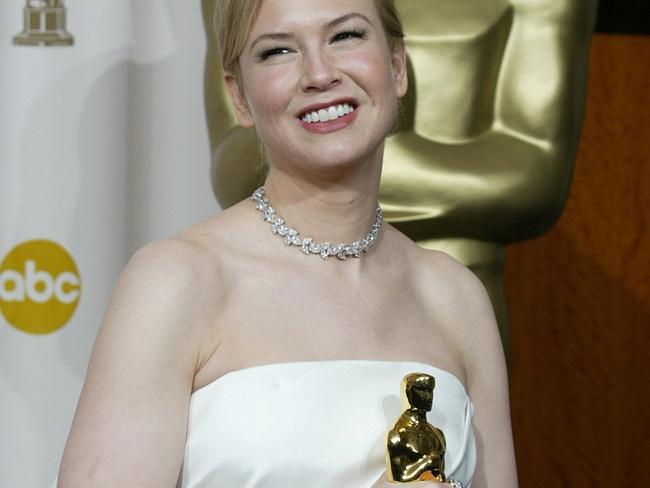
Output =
[{"x1": 299, "y1": 103, "x2": 356, "y2": 124}]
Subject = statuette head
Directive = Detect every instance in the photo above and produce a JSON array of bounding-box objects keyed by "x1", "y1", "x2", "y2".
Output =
[{"x1": 403, "y1": 372, "x2": 434, "y2": 411}]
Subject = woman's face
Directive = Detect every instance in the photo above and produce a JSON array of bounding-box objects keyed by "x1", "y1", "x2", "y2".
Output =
[{"x1": 226, "y1": 0, "x2": 407, "y2": 174}]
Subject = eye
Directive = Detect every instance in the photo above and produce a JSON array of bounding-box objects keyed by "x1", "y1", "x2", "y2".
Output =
[
  {"x1": 331, "y1": 29, "x2": 368, "y2": 43},
  {"x1": 258, "y1": 46, "x2": 293, "y2": 61}
]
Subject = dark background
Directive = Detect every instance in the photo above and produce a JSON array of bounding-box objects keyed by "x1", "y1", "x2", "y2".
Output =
[
  {"x1": 506, "y1": 2, "x2": 650, "y2": 484},
  {"x1": 596, "y1": 0, "x2": 650, "y2": 34}
]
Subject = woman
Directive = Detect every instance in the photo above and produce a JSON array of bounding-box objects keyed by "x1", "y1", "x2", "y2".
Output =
[{"x1": 57, "y1": 0, "x2": 517, "y2": 486}]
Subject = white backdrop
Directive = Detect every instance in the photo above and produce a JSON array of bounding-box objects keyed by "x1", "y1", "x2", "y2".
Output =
[{"x1": 0, "y1": 2, "x2": 217, "y2": 487}]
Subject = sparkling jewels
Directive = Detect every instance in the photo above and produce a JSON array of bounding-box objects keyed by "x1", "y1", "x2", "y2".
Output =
[{"x1": 251, "y1": 187, "x2": 382, "y2": 261}]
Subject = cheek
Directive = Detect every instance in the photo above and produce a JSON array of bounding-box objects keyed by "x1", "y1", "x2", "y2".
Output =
[
  {"x1": 247, "y1": 67, "x2": 296, "y2": 119},
  {"x1": 344, "y1": 47, "x2": 397, "y2": 97}
]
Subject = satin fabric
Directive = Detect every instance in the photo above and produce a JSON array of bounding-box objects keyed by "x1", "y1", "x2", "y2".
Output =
[{"x1": 180, "y1": 360, "x2": 476, "y2": 487}]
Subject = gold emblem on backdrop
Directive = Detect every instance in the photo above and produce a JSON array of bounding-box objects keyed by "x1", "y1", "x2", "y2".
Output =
[
  {"x1": 13, "y1": 0, "x2": 74, "y2": 46},
  {"x1": 0, "y1": 239, "x2": 81, "y2": 334}
]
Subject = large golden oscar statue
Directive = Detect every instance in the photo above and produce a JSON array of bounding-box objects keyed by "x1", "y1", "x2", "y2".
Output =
[{"x1": 201, "y1": 0, "x2": 598, "y2": 357}]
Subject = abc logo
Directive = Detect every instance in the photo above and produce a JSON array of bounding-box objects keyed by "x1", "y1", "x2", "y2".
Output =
[{"x1": 0, "y1": 239, "x2": 81, "y2": 334}]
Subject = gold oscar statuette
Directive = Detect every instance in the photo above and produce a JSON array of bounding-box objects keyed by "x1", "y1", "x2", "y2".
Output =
[
  {"x1": 386, "y1": 373, "x2": 447, "y2": 483},
  {"x1": 13, "y1": 0, "x2": 74, "y2": 47}
]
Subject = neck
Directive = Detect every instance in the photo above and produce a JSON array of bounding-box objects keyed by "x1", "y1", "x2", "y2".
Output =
[
  {"x1": 407, "y1": 408, "x2": 428, "y2": 422},
  {"x1": 262, "y1": 154, "x2": 383, "y2": 245}
]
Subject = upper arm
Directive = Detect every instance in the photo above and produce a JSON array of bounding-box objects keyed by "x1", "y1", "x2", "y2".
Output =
[
  {"x1": 452, "y1": 268, "x2": 518, "y2": 488},
  {"x1": 58, "y1": 239, "x2": 219, "y2": 487},
  {"x1": 422, "y1": 252, "x2": 518, "y2": 487}
]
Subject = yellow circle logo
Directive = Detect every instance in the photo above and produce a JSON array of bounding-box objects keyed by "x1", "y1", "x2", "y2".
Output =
[{"x1": 0, "y1": 239, "x2": 81, "y2": 334}]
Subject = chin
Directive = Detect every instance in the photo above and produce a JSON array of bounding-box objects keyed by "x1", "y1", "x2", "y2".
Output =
[
  {"x1": 297, "y1": 144, "x2": 382, "y2": 174},
  {"x1": 266, "y1": 122, "x2": 389, "y2": 174}
]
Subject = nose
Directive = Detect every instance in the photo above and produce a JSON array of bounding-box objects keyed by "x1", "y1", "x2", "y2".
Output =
[{"x1": 300, "y1": 48, "x2": 341, "y2": 92}]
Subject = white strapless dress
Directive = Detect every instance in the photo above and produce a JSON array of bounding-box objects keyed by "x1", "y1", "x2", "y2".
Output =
[{"x1": 180, "y1": 360, "x2": 476, "y2": 487}]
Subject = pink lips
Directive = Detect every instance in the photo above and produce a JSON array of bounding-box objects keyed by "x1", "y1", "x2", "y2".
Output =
[
  {"x1": 296, "y1": 98, "x2": 359, "y2": 134},
  {"x1": 298, "y1": 108, "x2": 358, "y2": 134}
]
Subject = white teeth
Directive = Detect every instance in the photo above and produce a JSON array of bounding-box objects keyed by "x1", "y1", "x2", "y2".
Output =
[
  {"x1": 318, "y1": 108, "x2": 329, "y2": 122},
  {"x1": 301, "y1": 103, "x2": 354, "y2": 123}
]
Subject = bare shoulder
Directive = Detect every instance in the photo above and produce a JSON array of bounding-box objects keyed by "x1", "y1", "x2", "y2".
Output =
[
  {"x1": 383, "y1": 226, "x2": 489, "y2": 314},
  {"x1": 407, "y1": 243, "x2": 494, "y2": 329},
  {"x1": 125, "y1": 199, "x2": 254, "y2": 300},
  {"x1": 114, "y1": 234, "x2": 224, "y2": 327},
  {"x1": 128, "y1": 229, "x2": 223, "y2": 285},
  {"x1": 58, "y1": 220, "x2": 234, "y2": 486},
  {"x1": 114, "y1": 199, "x2": 257, "y2": 337},
  {"x1": 123, "y1": 236, "x2": 218, "y2": 291},
  {"x1": 401, "y1": 240, "x2": 503, "y2": 375}
]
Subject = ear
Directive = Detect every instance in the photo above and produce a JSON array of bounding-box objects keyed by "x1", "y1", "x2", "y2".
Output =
[
  {"x1": 391, "y1": 42, "x2": 408, "y2": 98},
  {"x1": 224, "y1": 72, "x2": 256, "y2": 128}
]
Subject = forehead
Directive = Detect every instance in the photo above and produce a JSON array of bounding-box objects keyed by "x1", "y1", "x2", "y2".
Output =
[{"x1": 250, "y1": 0, "x2": 379, "y2": 35}]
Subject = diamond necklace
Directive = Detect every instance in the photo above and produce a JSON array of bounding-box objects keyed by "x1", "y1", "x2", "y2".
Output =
[{"x1": 251, "y1": 186, "x2": 382, "y2": 261}]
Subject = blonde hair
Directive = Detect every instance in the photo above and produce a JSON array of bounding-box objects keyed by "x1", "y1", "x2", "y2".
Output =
[{"x1": 213, "y1": 0, "x2": 404, "y2": 81}]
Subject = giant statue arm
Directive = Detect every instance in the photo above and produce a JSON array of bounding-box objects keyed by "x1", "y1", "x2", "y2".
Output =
[
  {"x1": 380, "y1": 0, "x2": 598, "y2": 243},
  {"x1": 499, "y1": 0, "x2": 597, "y2": 144}
]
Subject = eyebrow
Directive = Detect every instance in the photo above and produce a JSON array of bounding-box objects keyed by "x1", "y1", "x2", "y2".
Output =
[{"x1": 248, "y1": 12, "x2": 372, "y2": 52}]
